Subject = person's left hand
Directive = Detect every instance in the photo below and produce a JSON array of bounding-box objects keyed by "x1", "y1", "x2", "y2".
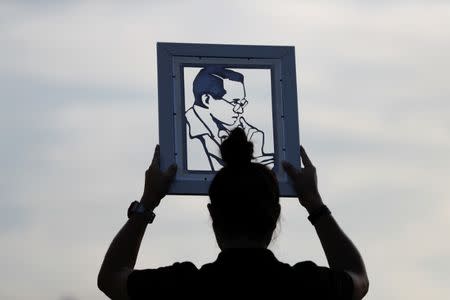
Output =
[{"x1": 140, "y1": 145, "x2": 177, "y2": 211}]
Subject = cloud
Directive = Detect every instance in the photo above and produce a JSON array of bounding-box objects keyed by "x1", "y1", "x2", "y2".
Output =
[{"x1": 1, "y1": 0, "x2": 449, "y2": 299}]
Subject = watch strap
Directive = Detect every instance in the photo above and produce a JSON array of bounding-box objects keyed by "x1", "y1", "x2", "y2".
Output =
[
  {"x1": 128, "y1": 201, "x2": 155, "y2": 224},
  {"x1": 307, "y1": 205, "x2": 331, "y2": 225}
]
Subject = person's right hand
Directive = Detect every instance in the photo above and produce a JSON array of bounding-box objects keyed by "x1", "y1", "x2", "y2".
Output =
[
  {"x1": 238, "y1": 117, "x2": 265, "y2": 157},
  {"x1": 140, "y1": 145, "x2": 177, "y2": 211},
  {"x1": 282, "y1": 146, "x2": 324, "y2": 213}
]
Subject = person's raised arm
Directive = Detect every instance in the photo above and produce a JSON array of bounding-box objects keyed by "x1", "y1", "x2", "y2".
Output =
[
  {"x1": 282, "y1": 146, "x2": 369, "y2": 300},
  {"x1": 97, "y1": 145, "x2": 177, "y2": 299}
]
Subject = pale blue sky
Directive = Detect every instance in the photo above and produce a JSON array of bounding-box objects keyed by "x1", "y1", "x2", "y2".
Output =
[{"x1": 1, "y1": 1, "x2": 449, "y2": 299}]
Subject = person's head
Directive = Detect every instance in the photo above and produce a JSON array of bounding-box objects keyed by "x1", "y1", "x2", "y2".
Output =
[
  {"x1": 193, "y1": 66, "x2": 248, "y2": 126},
  {"x1": 208, "y1": 128, "x2": 280, "y2": 249}
]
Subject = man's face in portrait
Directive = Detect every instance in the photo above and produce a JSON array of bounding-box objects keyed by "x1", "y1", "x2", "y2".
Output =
[{"x1": 207, "y1": 79, "x2": 248, "y2": 126}]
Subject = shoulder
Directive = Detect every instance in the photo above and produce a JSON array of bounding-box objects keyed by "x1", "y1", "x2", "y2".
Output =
[
  {"x1": 293, "y1": 261, "x2": 354, "y2": 299},
  {"x1": 129, "y1": 261, "x2": 198, "y2": 280},
  {"x1": 127, "y1": 262, "x2": 198, "y2": 299}
]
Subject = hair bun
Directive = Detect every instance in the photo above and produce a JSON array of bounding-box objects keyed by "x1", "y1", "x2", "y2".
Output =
[{"x1": 220, "y1": 127, "x2": 254, "y2": 167}]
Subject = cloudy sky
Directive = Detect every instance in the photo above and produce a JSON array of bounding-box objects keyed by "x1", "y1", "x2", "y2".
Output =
[{"x1": 1, "y1": 0, "x2": 449, "y2": 299}]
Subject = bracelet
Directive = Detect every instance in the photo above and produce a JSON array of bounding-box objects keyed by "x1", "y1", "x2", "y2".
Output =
[{"x1": 307, "y1": 205, "x2": 331, "y2": 225}]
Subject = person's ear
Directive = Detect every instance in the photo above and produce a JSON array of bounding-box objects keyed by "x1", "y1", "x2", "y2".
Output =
[{"x1": 201, "y1": 94, "x2": 210, "y2": 108}]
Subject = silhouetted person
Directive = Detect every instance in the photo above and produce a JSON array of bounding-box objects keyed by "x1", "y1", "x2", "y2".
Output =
[{"x1": 98, "y1": 128, "x2": 369, "y2": 299}]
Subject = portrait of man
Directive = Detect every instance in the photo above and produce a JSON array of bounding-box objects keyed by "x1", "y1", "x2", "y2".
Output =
[{"x1": 185, "y1": 66, "x2": 274, "y2": 171}]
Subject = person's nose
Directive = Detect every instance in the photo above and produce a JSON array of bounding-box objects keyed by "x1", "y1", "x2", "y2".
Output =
[{"x1": 233, "y1": 104, "x2": 244, "y2": 114}]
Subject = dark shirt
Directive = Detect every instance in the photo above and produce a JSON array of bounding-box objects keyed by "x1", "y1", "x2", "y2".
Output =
[{"x1": 127, "y1": 248, "x2": 353, "y2": 299}]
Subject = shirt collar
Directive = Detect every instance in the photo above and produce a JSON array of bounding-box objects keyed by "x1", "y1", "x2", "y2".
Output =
[{"x1": 185, "y1": 106, "x2": 230, "y2": 143}]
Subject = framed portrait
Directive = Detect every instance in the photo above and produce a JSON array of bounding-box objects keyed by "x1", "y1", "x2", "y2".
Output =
[{"x1": 157, "y1": 42, "x2": 300, "y2": 197}]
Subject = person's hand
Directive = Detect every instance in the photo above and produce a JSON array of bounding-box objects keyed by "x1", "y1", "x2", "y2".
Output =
[
  {"x1": 253, "y1": 154, "x2": 275, "y2": 169},
  {"x1": 282, "y1": 146, "x2": 324, "y2": 213},
  {"x1": 238, "y1": 117, "x2": 265, "y2": 157},
  {"x1": 140, "y1": 145, "x2": 177, "y2": 211}
]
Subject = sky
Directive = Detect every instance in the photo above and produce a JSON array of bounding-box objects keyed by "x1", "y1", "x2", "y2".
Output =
[{"x1": 1, "y1": 0, "x2": 449, "y2": 299}]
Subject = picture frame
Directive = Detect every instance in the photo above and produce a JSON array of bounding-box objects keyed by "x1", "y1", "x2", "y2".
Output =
[{"x1": 157, "y1": 42, "x2": 300, "y2": 197}]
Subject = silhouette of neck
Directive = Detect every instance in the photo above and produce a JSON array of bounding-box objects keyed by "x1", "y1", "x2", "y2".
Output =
[{"x1": 216, "y1": 235, "x2": 272, "y2": 250}]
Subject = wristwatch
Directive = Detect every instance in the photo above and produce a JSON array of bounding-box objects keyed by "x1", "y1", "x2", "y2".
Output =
[
  {"x1": 307, "y1": 204, "x2": 331, "y2": 225},
  {"x1": 128, "y1": 201, "x2": 155, "y2": 224}
]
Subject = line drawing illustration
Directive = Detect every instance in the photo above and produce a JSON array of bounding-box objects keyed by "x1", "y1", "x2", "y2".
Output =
[{"x1": 185, "y1": 66, "x2": 274, "y2": 171}]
